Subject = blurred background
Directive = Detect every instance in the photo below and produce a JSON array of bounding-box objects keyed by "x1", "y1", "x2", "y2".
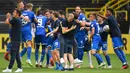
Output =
[{"x1": 0, "y1": 0, "x2": 130, "y2": 33}]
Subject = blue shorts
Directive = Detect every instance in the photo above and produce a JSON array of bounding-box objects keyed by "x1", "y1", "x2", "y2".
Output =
[
  {"x1": 99, "y1": 41, "x2": 108, "y2": 52},
  {"x1": 51, "y1": 39, "x2": 60, "y2": 50},
  {"x1": 91, "y1": 35, "x2": 101, "y2": 50},
  {"x1": 112, "y1": 37, "x2": 123, "y2": 49},
  {"x1": 22, "y1": 31, "x2": 32, "y2": 42},
  {"x1": 46, "y1": 36, "x2": 55, "y2": 47},
  {"x1": 75, "y1": 33, "x2": 86, "y2": 48},
  {"x1": 35, "y1": 35, "x2": 46, "y2": 45}
]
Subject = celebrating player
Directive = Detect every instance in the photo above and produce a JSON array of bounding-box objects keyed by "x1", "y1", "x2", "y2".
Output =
[
  {"x1": 46, "y1": 11, "x2": 64, "y2": 70},
  {"x1": 97, "y1": 13, "x2": 112, "y2": 68},
  {"x1": 85, "y1": 12, "x2": 106, "y2": 68},
  {"x1": 34, "y1": 10, "x2": 47, "y2": 68},
  {"x1": 97, "y1": 8, "x2": 129, "y2": 69},
  {"x1": 20, "y1": 3, "x2": 38, "y2": 67},
  {"x1": 75, "y1": 6, "x2": 93, "y2": 68}
]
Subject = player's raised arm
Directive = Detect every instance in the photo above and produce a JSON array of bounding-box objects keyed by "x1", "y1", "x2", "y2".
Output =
[
  {"x1": 5, "y1": 13, "x2": 11, "y2": 25},
  {"x1": 33, "y1": 15, "x2": 38, "y2": 23},
  {"x1": 96, "y1": 12, "x2": 108, "y2": 20},
  {"x1": 89, "y1": 26, "x2": 94, "y2": 40},
  {"x1": 20, "y1": 15, "x2": 30, "y2": 22}
]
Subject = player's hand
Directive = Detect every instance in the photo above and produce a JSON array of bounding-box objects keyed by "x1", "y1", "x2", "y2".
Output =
[
  {"x1": 46, "y1": 33, "x2": 51, "y2": 37},
  {"x1": 71, "y1": 25, "x2": 77, "y2": 30},
  {"x1": 21, "y1": 15, "x2": 30, "y2": 22},
  {"x1": 75, "y1": 19, "x2": 80, "y2": 23},
  {"x1": 6, "y1": 13, "x2": 11, "y2": 19},
  {"x1": 80, "y1": 27, "x2": 85, "y2": 30},
  {"x1": 24, "y1": 16, "x2": 30, "y2": 22},
  {"x1": 88, "y1": 35, "x2": 92, "y2": 42}
]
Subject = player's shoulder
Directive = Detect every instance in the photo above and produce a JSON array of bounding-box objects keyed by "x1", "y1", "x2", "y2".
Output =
[{"x1": 29, "y1": 11, "x2": 35, "y2": 14}]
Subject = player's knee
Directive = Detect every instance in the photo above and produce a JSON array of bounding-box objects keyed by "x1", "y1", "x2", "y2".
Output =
[
  {"x1": 91, "y1": 50, "x2": 96, "y2": 55},
  {"x1": 103, "y1": 51, "x2": 107, "y2": 56},
  {"x1": 26, "y1": 40, "x2": 32, "y2": 47}
]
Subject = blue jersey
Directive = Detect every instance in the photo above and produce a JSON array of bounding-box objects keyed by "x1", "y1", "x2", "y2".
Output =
[
  {"x1": 75, "y1": 13, "x2": 88, "y2": 35},
  {"x1": 78, "y1": 13, "x2": 87, "y2": 21},
  {"x1": 90, "y1": 20, "x2": 100, "y2": 36},
  {"x1": 99, "y1": 21, "x2": 108, "y2": 42},
  {"x1": 35, "y1": 15, "x2": 47, "y2": 35},
  {"x1": 107, "y1": 15, "x2": 121, "y2": 37},
  {"x1": 21, "y1": 10, "x2": 35, "y2": 31}
]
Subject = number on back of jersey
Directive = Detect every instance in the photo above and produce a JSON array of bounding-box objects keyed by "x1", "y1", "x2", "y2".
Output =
[
  {"x1": 38, "y1": 19, "x2": 42, "y2": 26},
  {"x1": 22, "y1": 16, "x2": 29, "y2": 26}
]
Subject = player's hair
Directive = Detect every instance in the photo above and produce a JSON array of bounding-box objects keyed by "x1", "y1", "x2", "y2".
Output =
[
  {"x1": 14, "y1": 8, "x2": 21, "y2": 16},
  {"x1": 58, "y1": 10, "x2": 64, "y2": 15},
  {"x1": 76, "y1": 6, "x2": 81, "y2": 9},
  {"x1": 72, "y1": 12, "x2": 79, "y2": 19},
  {"x1": 107, "y1": 8, "x2": 114, "y2": 15},
  {"x1": 52, "y1": 11, "x2": 59, "y2": 18},
  {"x1": 49, "y1": 10, "x2": 54, "y2": 14},
  {"x1": 26, "y1": 3, "x2": 33, "y2": 9},
  {"x1": 88, "y1": 12, "x2": 96, "y2": 18},
  {"x1": 44, "y1": 9, "x2": 50, "y2": 14},
  {"x1": 37, "y1": 10, "x2": 43, "y2": 16}
]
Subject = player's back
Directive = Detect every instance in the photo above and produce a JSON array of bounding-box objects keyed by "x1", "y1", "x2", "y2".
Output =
[
  {"x1": 21, "y1": 10, "x2": 35, "y2": 31},
  {"x1": 107, "y1": 15, "x2": 121, "y2": 37},
  {"x1": 35, "y1": 15, "x2": 47, "y2": 35}
]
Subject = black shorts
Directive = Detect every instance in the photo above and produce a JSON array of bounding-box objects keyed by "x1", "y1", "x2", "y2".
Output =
[
  {"x1": 64, "y1": 39, "x2": 73, "y2": 54},
  {"x1": 84, "y1": 40, "x2": 91, "y2": 52}
]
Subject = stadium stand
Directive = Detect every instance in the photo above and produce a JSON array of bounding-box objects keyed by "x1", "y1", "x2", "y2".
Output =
[{"x1": 0, "y1": 0, "x2": 130, "y2": 33}]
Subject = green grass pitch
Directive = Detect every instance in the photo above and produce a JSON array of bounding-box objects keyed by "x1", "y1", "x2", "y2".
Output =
[{"x1": 0, "y1": 53, "x2": 130, "y2": 73}]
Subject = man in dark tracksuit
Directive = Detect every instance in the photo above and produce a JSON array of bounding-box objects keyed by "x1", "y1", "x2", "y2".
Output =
[{"x1": 3, "y1": 9, "x2": 22, "y2": 73}]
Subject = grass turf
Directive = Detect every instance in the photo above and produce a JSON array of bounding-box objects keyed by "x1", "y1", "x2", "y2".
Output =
[{"x1": 0, "y1": 53, "x2": 130, "y2": 73}]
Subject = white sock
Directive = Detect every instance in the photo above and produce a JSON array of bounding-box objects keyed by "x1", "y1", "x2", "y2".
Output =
[
  {"x1": 65, "y1": 64, "x2": 68, "y2": 68},
  {"x1": 70, "y1": 64, "x2": 73, "y2": 68},
  {"x1": 36, "y1": 61, "x2": 38, "y2": 64},
  {"x1": 123, "y1": 62, "x2": 127, "y2": 65},
  {"x1": 87, "y1": 51, "x2": 92, "y2": 66},
  {"x1": 39, "y1": 62, "x2": 42, "y2": 65}
]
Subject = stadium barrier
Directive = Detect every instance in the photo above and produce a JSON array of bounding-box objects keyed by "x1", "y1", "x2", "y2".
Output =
[{"x1": 0, "y1": 34, "x2": 130, "y2": 54}]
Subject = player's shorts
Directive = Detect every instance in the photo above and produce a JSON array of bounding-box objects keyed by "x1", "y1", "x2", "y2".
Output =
[
  {"x1": 64, "y1": 39, "x2": 73, "y2": 54},
  {"x1": 75, "y1": 32, "x2": 86, "y2": 48},
  {"x1": 112, "y1": 37, "x2": 124, "y2": 49},
  {"x1": 51, "y1": 39, "x2": 60, "y2": 50},
  {"x1": 35, "y1": 35, "x2": 46, "y2": 45},
  {"x1": 99, "y1": 41, "x2": 108, "y2": 52},
  {"x1": 21, "y1": 30, "x2": 32, "y2": 42},
  {"x1": 46, "y1": 36, "x2": 55, "y2": 47},
  {"x1": 84, "y1": 38, "x2": 91, "y2": 52},
  {"x1": 91, "y1": 35, "x2": 101, "y2": 50}
]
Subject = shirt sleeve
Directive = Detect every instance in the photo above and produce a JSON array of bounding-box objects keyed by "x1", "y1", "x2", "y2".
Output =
[
  {"x1": 90, "y1": 23, "x2": 94, "y2": 28},
  {"x1": 62, "y1": 20, "x2": 67, "y2": 27},
  {"x1": 54, "y1": 20, "x2": 60, "y2": 29},
  {"x1": 32, "y1": 12, "x2": 36, "y2": 22},
  {"x1": 9, "y1": 18, "x2": 15, "y2": 25}
]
